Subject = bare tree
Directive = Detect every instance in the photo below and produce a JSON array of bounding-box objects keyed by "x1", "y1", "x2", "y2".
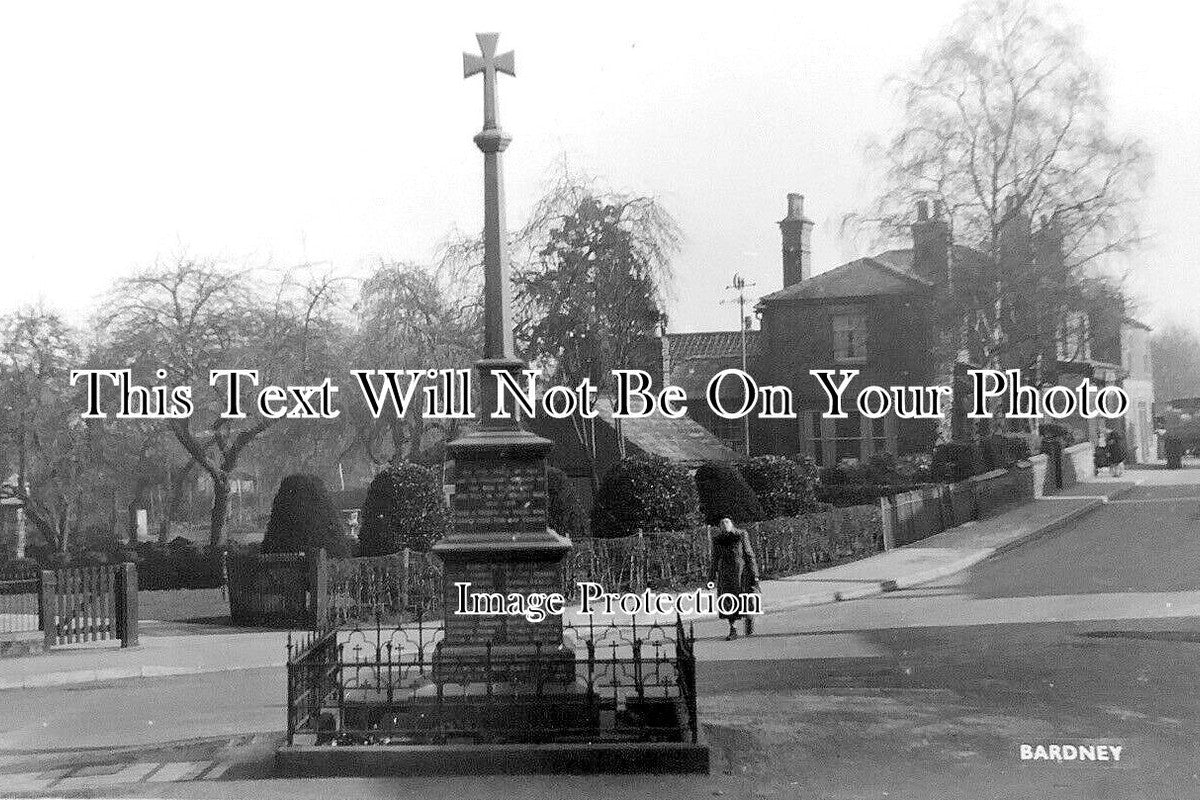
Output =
[
  {"x1": 860, "y1": 0, "x2": 1151, "y2": 373},
  {"x1": 0, "y1": 307, "x2": 94, "y2": 557},
  {"x1": 101, "y1": 256, "x2": 345, "y2": 547}
]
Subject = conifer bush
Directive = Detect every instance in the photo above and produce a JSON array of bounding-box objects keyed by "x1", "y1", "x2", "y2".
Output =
[
  {"x1": 358, "y1": 462, "x2": 451, "y2": 556},
  {"x1": 261, "y1": 473, "x2": 351, "y2": 557},
  {"x1": 694, "y1": 461, "x2": 766, "y2": 525},
  {"x1": 591, "y1": 455, "x2": 700, "y2": 538}
]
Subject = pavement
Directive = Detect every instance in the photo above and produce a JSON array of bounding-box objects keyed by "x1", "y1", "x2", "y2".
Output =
[
  {"x1": 0, "y1": 479, "x2": 1134, "y2": 692},
  {"x1": 0, "y1": 468, "x2": 1194, "y2": 798},
  {"x1": 762, "y1": 482, "x2": 1131, "y2": 609}
]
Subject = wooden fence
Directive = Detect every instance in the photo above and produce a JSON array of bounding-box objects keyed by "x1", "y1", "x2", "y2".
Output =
[
  {"x1": 880, "y1": 462, "x2": 1035, "y2": 548},
  {"x1": 0, "y1": 564, "x2": 140, "y2": 650},
  {"x1": 230, "y1": 504, "x2": 883, "y2": 629},
  {"x1": 562, "y1": 505, "x2": 881, "y2": 597},
  {"x1": 226, "y1": 551, "x2": 311, "y2": 627}
]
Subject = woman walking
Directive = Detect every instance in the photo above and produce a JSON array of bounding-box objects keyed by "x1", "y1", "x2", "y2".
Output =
[
  {"x1": 709, "y1": 517, "x2": 761, "y2": 640},
  {"x1": 1107, "y1": 426, "x2": 1128, "y2": 477}
]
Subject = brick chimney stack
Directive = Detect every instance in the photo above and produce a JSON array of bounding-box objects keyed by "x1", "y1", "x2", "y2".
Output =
[
  {"x1": 779, "y1": 193, "x2": 814, "y2": 287},
  {"x1": 911, "y1": 199, "x2": 950, "y2": 287}
]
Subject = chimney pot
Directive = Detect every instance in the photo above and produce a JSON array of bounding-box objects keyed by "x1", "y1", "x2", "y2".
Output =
[
  {"x1": 787, "y1": 193, "x2": 805, "y2": 219},
  {"x1": 779, "y1": 192, "x2": 814, "y2": 287},
  {"x1": 916, "y1": 200, "x2": 929, "y2": 222}
]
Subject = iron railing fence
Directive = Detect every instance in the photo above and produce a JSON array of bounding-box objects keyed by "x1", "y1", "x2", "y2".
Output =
[{"x1": 285, "y1": 616, "x2": 697, "y2": 748}]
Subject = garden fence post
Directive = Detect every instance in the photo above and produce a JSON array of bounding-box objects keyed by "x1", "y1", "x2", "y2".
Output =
[
  {"x1": 401, "y1": 548, "x2": 410, "y2": 616},
  {"x1": 39, "y1": 570, "x2": 56, "y2": 650},
  {"x1": 116, "y1": 562, "x2": 138, "y2": 647},
  {"x1": 880, "y1": 497, "x2": 895, "y2": 551},
  {"x1": 310, "y1": 548, "x2": 329, "y2": 628}
]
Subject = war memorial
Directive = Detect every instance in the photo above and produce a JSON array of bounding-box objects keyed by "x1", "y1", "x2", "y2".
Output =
[{"x1": 274, "y1": 33, "x2": 707, "y2": 776}]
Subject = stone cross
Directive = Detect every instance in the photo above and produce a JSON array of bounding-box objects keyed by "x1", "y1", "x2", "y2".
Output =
[
  {"x1": 463, "y1": 32, "x2": 517, "y2": 364},
  {"x1": 463, "y1": 33, "x2": 515, "y2": 131}
]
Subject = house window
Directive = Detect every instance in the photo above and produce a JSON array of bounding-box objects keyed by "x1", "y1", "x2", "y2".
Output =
[
  {"x1": 804, "y1": 411, "x2": 895, "y2": 465},
  {"x1": 833, "y1": 313, "x2": 868, "y2": 363},
  {"x1": 867, "y1": 417, "x2": 888, "y2": 453},
  {"x1": 833, "y1": 413, "x2": 862, "y2": 461}
]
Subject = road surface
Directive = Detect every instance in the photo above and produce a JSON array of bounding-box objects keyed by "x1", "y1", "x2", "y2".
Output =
[{"x1": 3, "y1": 468, "x2": 1200, "y2": 798}]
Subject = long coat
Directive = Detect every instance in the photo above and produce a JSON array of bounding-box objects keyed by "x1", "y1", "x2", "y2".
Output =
[
  {"x1": 709, "y1": 527, "x2": 760, "y2": 620},
  {"x1": 1107, "y1": 429, "x2": 1128, "y2": 464}
]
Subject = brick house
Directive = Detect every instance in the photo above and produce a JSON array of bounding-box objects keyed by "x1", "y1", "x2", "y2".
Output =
[
  {"x1": 664, "y1": 193, "x2": 1145, "y2": 464},
  {"x1": 753, "y1": 194, "x2": 944, "y2": 464}
]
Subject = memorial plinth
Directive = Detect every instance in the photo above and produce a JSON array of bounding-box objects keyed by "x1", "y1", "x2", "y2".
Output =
[{"x1": 433, "y1": 361, "x2": 576, "y2": 685}]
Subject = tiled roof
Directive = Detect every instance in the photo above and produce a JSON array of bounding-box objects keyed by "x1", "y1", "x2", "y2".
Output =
[
  {"x1": 667, "y1": 330, "x2": 763, "y2": 361},
  {"x1": 596, "y1": 400, "x2": 742, "y2": 464},
  {"x1": 758, "y1": 256, "x2": 933, "y2": 303}
]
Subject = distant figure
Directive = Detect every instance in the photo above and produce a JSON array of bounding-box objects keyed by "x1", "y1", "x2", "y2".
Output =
[
  {"x1": 709, "y1": 517, "x2": 760, "y2": 641},
  {"x1": 1107, "y1": 427, "x2": 1128, "y2": 477}
]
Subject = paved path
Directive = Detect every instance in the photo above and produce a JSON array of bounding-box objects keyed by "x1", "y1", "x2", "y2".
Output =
[
  {"x1": 0, "y1": 480, "x2": 1133, "y2": 691},
  {"x1": 0, "y1": 481, "x2": 1129, "y2": 691},
  {"x1": 1, "y1": 471, "x2": 1189, "y2": 798}
]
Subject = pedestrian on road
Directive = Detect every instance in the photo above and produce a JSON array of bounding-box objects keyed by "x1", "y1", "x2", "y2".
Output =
[
  {"x1": 1107, "y1": 426, "x2": 1127, "y2": 477},
  {"x1": 709, "y1": 516, "x2": 760, "y2": 641}
]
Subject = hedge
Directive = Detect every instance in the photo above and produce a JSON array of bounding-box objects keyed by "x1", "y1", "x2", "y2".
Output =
[
  {"x1": 931, "y1": 441, "x2": 986, "y2": 483},
  {"x1": 740, "y1": 455, "x2": 819, "y2": 517},
  {"x1": 591, "y1": 455, "x2": 701, "y2": 538}
]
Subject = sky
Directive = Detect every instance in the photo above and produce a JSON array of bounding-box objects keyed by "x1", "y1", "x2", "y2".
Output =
[{"x1": 1, "y1": 1, "x2": 1197, "y2": 335}]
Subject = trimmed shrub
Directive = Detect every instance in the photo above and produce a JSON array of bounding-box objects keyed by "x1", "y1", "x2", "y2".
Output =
[
  {"x1": 741, "y1": 455, "x2": 819, "y2": 518},
  {"x1": 261, "y1": 474, "x2": 351, "y2": 557},
  {"x1": 359, "y1": 462, "x2": 451, "y2": 556},
  {"x1": 694, "y1": 461, "x2": 766, "y2": 525},
  {"x1": 547, "y1": 466, "x2": 586, "y2": 538},
  {"x1": 981, "y1": 434, "x2": 1033, "y2": 472},
  {"x1": 819, "y1": 460, "x2": 865, "y2": 486},
  {"x1": 819, "y1": 453, "x2": 928, "y2": 487},
  {"x1": 816, "y1": 484, "x2": 901, "y2": 507},
  {"x1": 592, "y1": 455, "x2": 701, "y2": 538},
  {"x1": 931, "y1": 441, "x2": 986, "y2": 483}
]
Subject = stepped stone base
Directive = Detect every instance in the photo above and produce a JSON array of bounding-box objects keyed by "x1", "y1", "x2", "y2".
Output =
[{"x1": 276, "y1": 739, "x2": 710, "y2": 776}]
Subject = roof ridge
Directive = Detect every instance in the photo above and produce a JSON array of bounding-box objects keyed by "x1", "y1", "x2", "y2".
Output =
[{"x1": 862, "y1": 255, "x2": 935, "y2": 286}]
